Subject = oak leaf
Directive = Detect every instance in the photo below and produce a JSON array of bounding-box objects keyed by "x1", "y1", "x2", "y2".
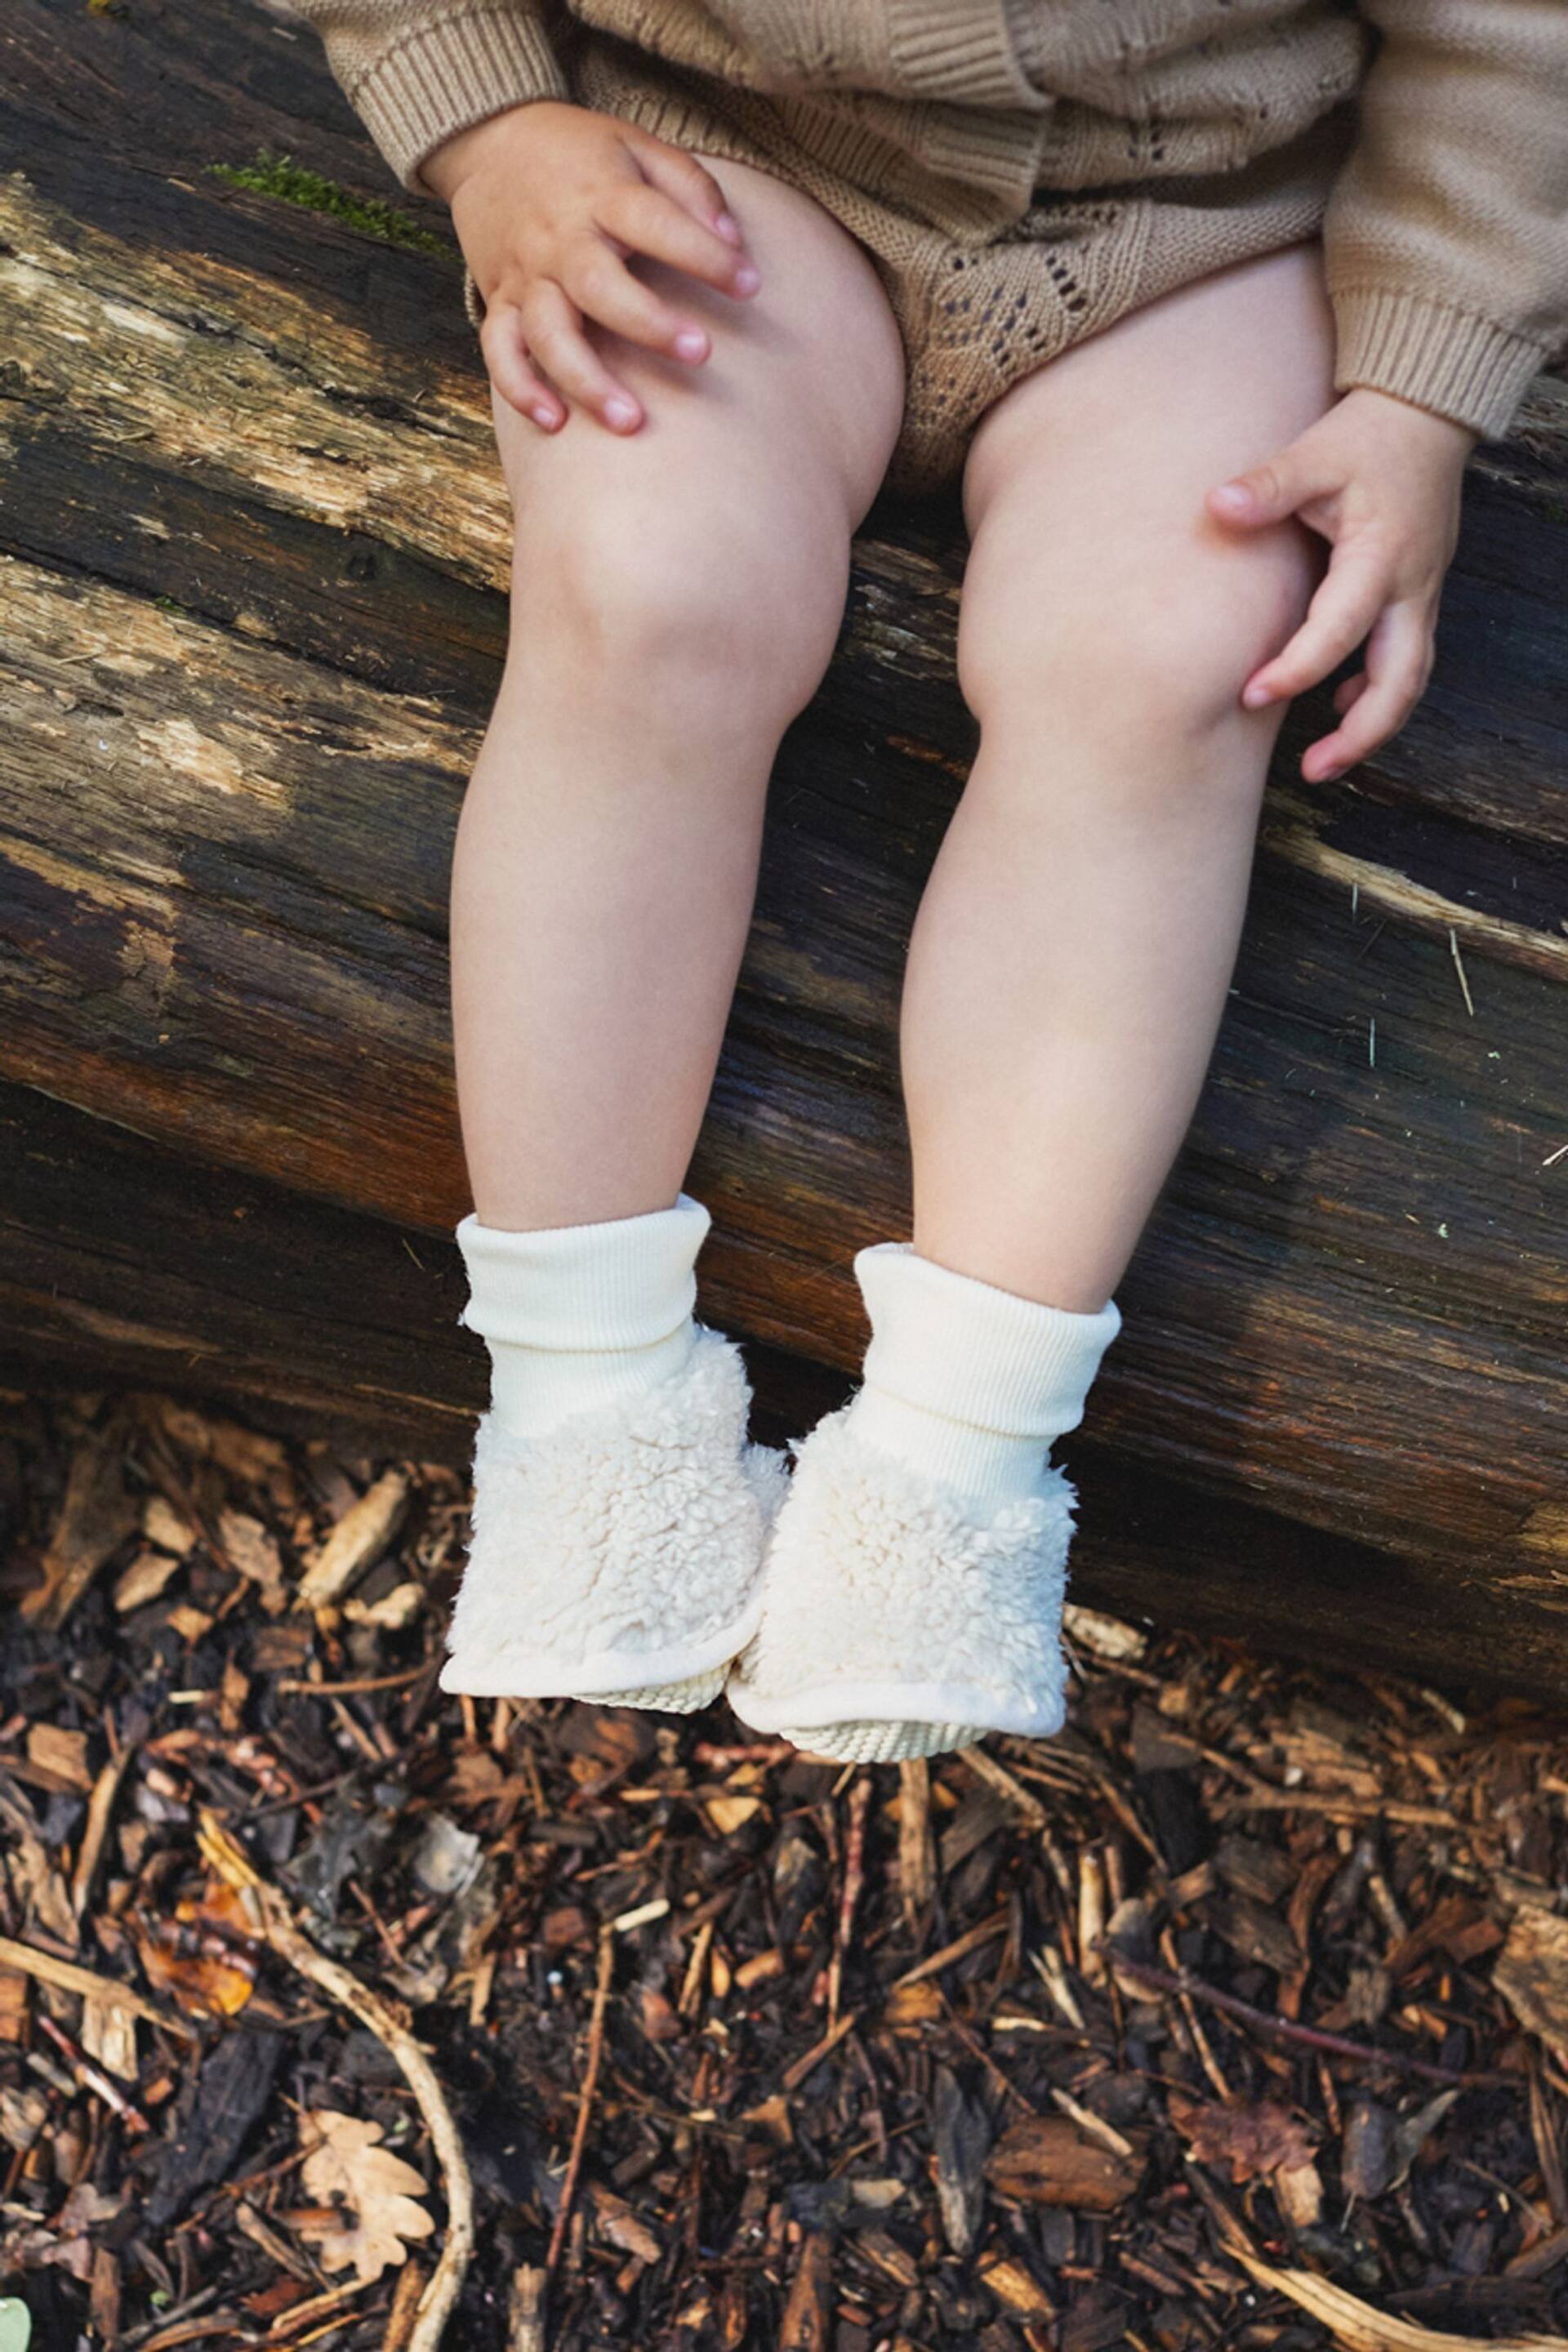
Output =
[{"x1": 297, "y1": 2111, "x2": 434, "y2": 2285}]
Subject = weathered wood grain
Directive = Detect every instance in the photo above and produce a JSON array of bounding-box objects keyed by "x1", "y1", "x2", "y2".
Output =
[{"x1": 2, "y1": 0, "x2": 1565, "y2": 1687}]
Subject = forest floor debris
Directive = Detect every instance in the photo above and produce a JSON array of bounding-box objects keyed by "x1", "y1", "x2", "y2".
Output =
[{"x1": 1, "y1": 1385, "x2": 1566, "y2": 2350}]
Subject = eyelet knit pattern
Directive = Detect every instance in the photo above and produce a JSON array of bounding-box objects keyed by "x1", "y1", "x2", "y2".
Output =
[
  {"x1": 441, "y1": 1324, "x2": 788, "y2": 1706},
  {"x1": 725, "y1": 1401, "x2": 1080, "y2": 1758}
]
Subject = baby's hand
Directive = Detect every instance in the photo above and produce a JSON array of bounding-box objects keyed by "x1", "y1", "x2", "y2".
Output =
[
  {"x1": 421, "y1": 100, "x2": 762, "y2": 436},
  {"x1": 1205, "y1": 387, "x2": 1477, "y2": 783}
]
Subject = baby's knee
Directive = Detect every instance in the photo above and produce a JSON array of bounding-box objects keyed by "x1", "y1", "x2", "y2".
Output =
[
  {"x1": 512, "y1": 492, "x2": 848, "y2": 726},
  {"x1": 960, "y1": 541, "x2": 1318, "y2": 751}
]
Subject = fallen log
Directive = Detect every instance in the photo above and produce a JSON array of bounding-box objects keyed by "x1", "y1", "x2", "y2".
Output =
[{"x1": 1, "y1": 0, "x2": 1565, "y2": 1690}]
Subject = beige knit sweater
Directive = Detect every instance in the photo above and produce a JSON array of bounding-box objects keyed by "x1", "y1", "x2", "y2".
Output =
[{"x1": 291, "y1": 0, "x2": 1568, "y2": 447}]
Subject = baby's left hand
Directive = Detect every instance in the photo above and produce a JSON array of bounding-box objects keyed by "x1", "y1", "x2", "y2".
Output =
[{"x1": 1205, "y1": 385, "x2": 1478, "y2": 784}]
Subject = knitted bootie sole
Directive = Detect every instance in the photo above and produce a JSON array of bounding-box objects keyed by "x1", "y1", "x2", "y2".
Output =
[
  {"x1": 771, "y1": 1716, "x2": 990, "y2": 1766},
  {"x1": 441, "y1": 1326, "x2": 789, "y2": 1708},
  {"x1": 726, "y1": 1403, "x2": 1077, "y2": 1762}
]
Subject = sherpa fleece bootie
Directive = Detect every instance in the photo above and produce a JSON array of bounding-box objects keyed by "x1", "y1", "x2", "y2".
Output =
[
  {"x1": 726, "y1": 1242, "x2": 1120, "y2": 1762},
  {"x1": 443, "y1": 1194, "x2": 787, "y2": 1712}
]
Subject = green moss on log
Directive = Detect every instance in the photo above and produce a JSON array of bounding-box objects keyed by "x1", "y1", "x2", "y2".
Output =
[{"x1": 207, "y1": 150, "x2": 444, "y2": 254}]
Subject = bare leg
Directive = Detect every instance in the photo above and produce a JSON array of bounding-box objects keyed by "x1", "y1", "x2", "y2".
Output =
[
  {"x1": 451, "y1": 153, "x2": 905, "y2": 1231},
  {"x1": 903, "y1": 240, "x2": 1338, "y2": 1310}
]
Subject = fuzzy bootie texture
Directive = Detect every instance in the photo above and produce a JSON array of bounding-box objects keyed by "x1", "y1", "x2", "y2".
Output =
[
  {"x1": 444, "y1": 1195, "x2": 786, "y2": 1710},
  {"x1": 728, "y1": 1242, "x2": 1121, "y2": 1762}
]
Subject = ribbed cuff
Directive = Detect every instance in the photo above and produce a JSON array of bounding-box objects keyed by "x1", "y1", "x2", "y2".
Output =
[
  {"x1": 457, "y1": 1194, "x2": 711, "y2": 1434},
  {"x1": 345, "y1": 8, "x2": 572, "y2": 193},
  {"x1": 847, "y1": 1243, "x2": 1120, "y2": 1501},
  {"x1": 457, "y1": 1193, "x2": 710, "y2": 1348},
  {"x1": 1330, "y1": 285, "x2": 1547, "y2": 444}
]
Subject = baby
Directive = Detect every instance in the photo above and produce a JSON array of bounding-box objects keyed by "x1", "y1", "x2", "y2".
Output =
[{"x1": 290, "y1": 0, "x2": 1568, "y2": 1761}]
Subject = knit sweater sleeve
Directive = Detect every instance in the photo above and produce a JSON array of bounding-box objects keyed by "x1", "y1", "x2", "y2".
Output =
[
  {"x1": 1323, "y1": 0, "x2": 1568, "y2": 441},
  {"x1": 287, "y1": 0, "x2": 572, "y2": 194}
]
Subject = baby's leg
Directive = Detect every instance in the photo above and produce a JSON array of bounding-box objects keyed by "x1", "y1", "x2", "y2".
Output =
[
  {"x1": 452, "y1": 154, "x2": 906, "y2": 1231},
  {"x1": 727, "y1": 241, "x2": 1339, "y2": 1762},
  {"x1": 442, "y1": 155, "x2": 904, "y2": 1710},
  {"x1": 904, "y1": 239, "x2": 1337, "y2": 1308}
]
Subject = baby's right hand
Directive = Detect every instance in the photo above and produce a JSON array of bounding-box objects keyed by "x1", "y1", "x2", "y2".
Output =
[{"x1": 420, "y1": 100, "x2": 762, "y2": 435}]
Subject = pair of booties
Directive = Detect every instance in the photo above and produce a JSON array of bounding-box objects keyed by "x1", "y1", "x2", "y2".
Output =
[{"x1": 441, "y1": 1204, "x2": 1120, "y2": 1765}]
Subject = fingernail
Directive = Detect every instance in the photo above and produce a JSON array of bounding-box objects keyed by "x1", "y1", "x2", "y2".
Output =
[
  {"x1": 1242, "y1": 681, "x2": 1272, "y2": 708},
  {"x1": 675, "y1": 328, "x2": 707, "y2": 360},
  {"x1": 529, "y1": 401, "x2": 559, "y2": 428},
  {"x1": 1214, "y1": 483, "x2": 1251, "y2": 512},
  {"x1": 604, "y1": 396, "x2": 639, "y2": 428},
  {"x1": 714, "y1": 209, "x2": 741, "y2": 243},
  {"x1": 733, "y1": 263, "x2": 761, "y2": 296}
]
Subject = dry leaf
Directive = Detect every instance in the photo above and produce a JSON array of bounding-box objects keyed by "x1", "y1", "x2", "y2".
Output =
[
  {"x1": 1061, "y1": 1605, "x2": 1148, "y2": 1663},
  {"x1": 26, "y1": 1726, "x2": 92, "y2": 1793},
  {"x1": 113, "y1": 1549, "x2": 183, "y2": 1613},
  {"x1": 79, "y1": 1997, "x2": 138, "y2": 2082},
  {"x1": 979, "y1": 2254, "x2": 1054, "y2": 2318},
  {"x1": 1494, "y1": 1909, "x2": 1568, "y2": 2061},
  {"x1": 704, "y1": 1794, "x2": 763, "y2": 1836},
  {"x1": 295, "y1": 1472, "x2": 409, "y2": 1611},
  {"x1": 342, "y1": 1581, "x2": 423, "y2": 1632},
  {"x1": 217, "y1": 1509, "x2": 287, "y2": 1616},
  {"x1": 297, "y1": 2110, "x2": 434, "y2": 2286},
  {"x1": 1170, "y1": 2095, "x2": 1318, "y2": 2184},
  {"x1": 132, "y1": 1880, "x2": 259, "y2": 2020},
  {"x1": 140, "y1": 1496, "x2": 195, "y2": 1556},
  {"x1": 1273, "y1": 2158, "x2": 1325, "y2": 2229},
  {"x1": 19, "y1": 1414, "x2": 139, "y2": 1631}
]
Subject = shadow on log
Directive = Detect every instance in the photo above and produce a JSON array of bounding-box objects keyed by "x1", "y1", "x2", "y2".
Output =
[{"x1": 2, "y1": 0, "x2": 1565, "y2": 1691}]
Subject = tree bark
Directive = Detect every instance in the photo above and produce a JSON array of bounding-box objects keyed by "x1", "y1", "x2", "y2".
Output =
[{"x1": 2, "y1": 0, "x2": 1565, "y2": 1690}]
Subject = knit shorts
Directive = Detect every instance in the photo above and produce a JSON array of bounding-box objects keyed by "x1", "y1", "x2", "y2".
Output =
[{"x1": 467, "y1": 44, "x2": 1361, "y2": 501}]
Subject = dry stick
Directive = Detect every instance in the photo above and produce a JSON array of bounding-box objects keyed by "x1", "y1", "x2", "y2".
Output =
[
  {"x1": 0, "y1": 1933, "x2": 198, "y2": 2039},
  {"x1": 196, "y1": 1811, "x2": 473, "y2": 2352},
  {"x1": 1107, "y1": 1951, "x2": 1514, "y2": 2088},
  {"x1": 546, "y1": 1926, "x2": 616, "y2": 2279},
  {"x1": 829, "y1": 1775, "x2": 871, "y2": 2035},
  {"x1": 506, "y1": 2267, "x2": 549, "y2": 2352}
]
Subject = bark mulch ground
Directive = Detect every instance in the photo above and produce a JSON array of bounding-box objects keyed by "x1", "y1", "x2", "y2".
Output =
[{"x1": 1, "y1": 1385, "x2": 1566, "y2": 2352}]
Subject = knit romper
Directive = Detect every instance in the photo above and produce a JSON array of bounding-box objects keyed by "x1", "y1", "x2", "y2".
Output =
[
  {"x1": 293, "y1": 0, "x2": 1568, "y2": 501},
  {"x1": 495, "y1": 2, "x2": 1364, "y2": 497}
]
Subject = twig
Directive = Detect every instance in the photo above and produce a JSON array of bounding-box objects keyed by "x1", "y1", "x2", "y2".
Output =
[
  {"x1": 1106, "y1": 1950, "x2": 1514, "y2": 2087},
  {"x1": 780, "y1": 2009, "x2": 860, "y2": 2093},
  {"x1": 506, "y1": 2267, "x2": 548, "y2": 2352},
  {"x1": 0, "y1": 1933, "x2": 197, "y2": 2039},
  {"x1": 829, "y1": 1776, "x2": 871, "y2": 2034},
  {"x1": 196, "y1": 1811, "x2": 473, "y2": 2352},
  {"x1": 897, "y1": 1759, "x2": 936, "y2": 1931},
  {"x1": 546, "y1": 1926, "x2": 615, "y2": 2278},
  {"x1": 275, "y1": 1669, "x2": 428, "y2": 1698},
  {"x1": 887, "y1": 1908, "x2": 1009, "y2": 1992}
]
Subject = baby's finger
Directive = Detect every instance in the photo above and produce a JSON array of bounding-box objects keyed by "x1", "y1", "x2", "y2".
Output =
[
  {"x1": 1332, "y1": 673, "x2": 1370, "y2": 717},
  {"x1": 1299, "y1": 602, "x2": 1432, "y2": 782},
  {"x1": 594, "y1": 179, "x2": 760, "y2": 298},
  {"x1": 517, "y1": 275, "x2": 644, "y2": 431},
  {"x1": 1241, "y1": 544, "x2": 1388, "y2": 708},
  {"x1": 559, "y1": 232, "x2": 716, "y2": 367},
  {"x1": 479, "y1": 301, "x2": 564, "y2": 430},
  {"x1": 620, "y1": 129, "x2": 746, "y2": 247}
]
